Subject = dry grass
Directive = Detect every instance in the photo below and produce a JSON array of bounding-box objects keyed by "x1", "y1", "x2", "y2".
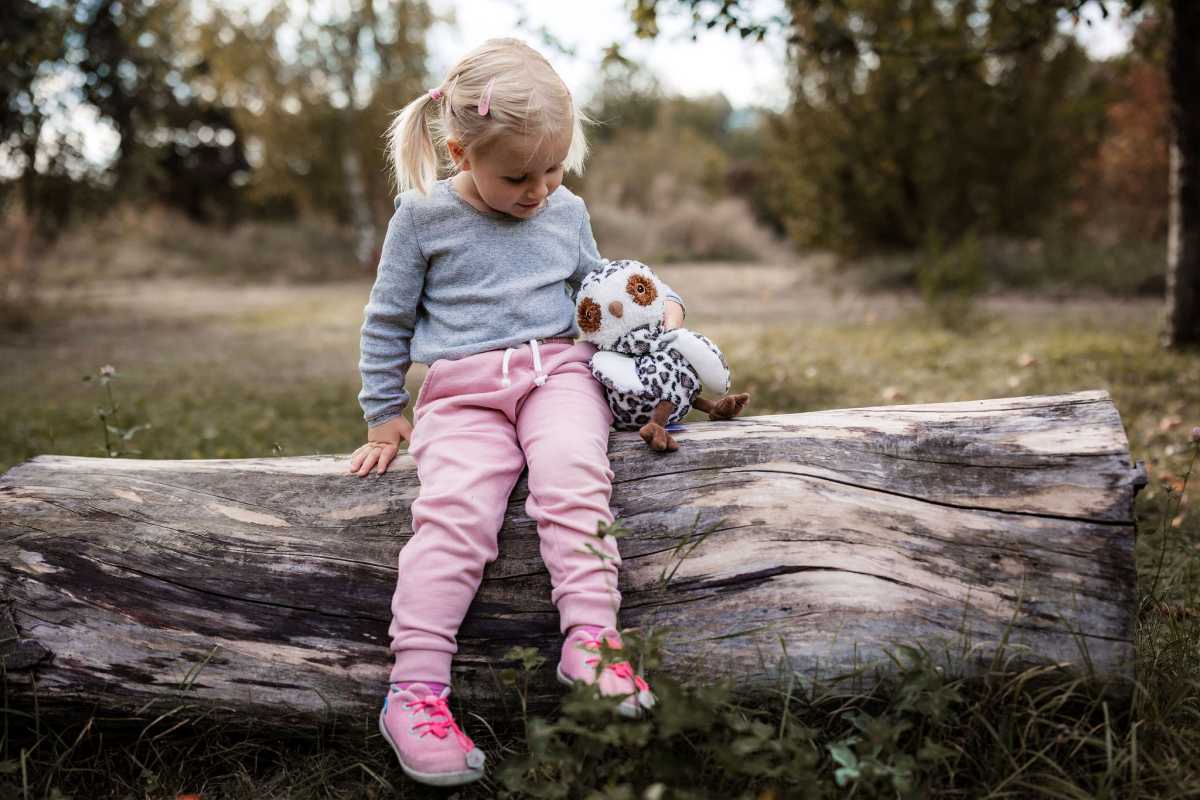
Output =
[
  {"x1": 2, "y1": 251, "x2": 1199, "y2": 798},
  {"x1": 589, "y1": 195, "x2": 784, "y2": 264},
  {"x1": 34, "y1": 206, "x2": 366, "y2": 287}
]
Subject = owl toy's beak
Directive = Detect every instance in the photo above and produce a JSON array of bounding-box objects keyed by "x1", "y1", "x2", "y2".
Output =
[{"x1": 608, "y1": 301, "x2": 624, "y2": 318}]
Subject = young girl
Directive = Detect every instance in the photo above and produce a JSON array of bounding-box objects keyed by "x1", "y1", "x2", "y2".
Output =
[{"x1": 347, "y1": 38, "x2": 685, "y2": 787}]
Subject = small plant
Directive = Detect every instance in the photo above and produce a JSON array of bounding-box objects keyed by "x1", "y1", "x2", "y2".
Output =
[
  {"x1": 82, "y1": 364, "x2": 151, "y2": 457},
  {"x1": 498, "y1": 645, "x2": 548, "y2": 732},
  {"x1": 917, "y1": 230, "x2": 986, "y2": 330},
  {"x1": 825, "y1": 647, "x2": 962, "y2": 798},
  {"x1": 1146, "y1": 427, "x2": 1200, "y2": 605}
]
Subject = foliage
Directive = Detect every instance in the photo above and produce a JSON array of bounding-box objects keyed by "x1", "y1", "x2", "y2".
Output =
[
  {"x1": 0, "y1": 1, "x2": 78, "y2": 236},
  {"x1": 190, "y1": 0, "x2": 432, "y2": 227},
  {"x1": 625, "y1": 1, "x2": 1176, "y2": 305},
  {"x1": 765, "y1": 0, "x2": 1112, "y2": 254},
  {"x1": 915, "y1": 230, "x2": 986, "y2": 329},
  {"x1": 1072, "y1": 10, "x2": 1171, "y2": 243},
  {"x1": 576, "y1": 60, "x2": 782, "y2": 262},
  {"x1": 0, "y1": 0, "x2": 432, "y2": 233},
  {"x1": 6, "y1": 610, "x2": 1200, "y2": 798},
  {"x1": 72, "y1": 0, "x2": 249, "y2": 219}
]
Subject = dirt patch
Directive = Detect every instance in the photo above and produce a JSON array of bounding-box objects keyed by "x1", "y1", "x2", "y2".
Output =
[{"x1": 12, "y1": 261, "x2": 1166, "y2": 383}]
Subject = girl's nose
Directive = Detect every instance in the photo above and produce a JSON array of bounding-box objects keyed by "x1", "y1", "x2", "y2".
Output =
[{"x1": 608, "y1": 301, "x2": 623, "y2": 318}]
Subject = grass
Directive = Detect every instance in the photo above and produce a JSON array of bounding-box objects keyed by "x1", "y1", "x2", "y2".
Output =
[
  {"x1": 1, "y1": 258, "x2": 1199, "y2": 798},
  {"x1": 846, "y1": 236, "x2": 1168, "y2": 298},
  {"x1": 3, "y1": 606, "x2": 1198, "y2": 798}
]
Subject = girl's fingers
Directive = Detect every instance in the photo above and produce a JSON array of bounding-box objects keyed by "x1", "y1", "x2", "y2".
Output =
[
  {"x1": 376, "y1": 445, "x2": 398, "y2": 475},
  {"x1": 355, "y1": 448, "x2": 380, "y2": 477},
  {"x1": 349, "y1": 444, "x2": 375, "y2": 474},
  {"x1": 349, "y1": 441, "x2": 405, "y2": 477}
]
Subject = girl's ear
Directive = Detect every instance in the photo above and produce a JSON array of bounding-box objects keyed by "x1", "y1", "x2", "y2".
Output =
[{"x1": 447, "y1": 138, "x2": 471, "y2": 171}]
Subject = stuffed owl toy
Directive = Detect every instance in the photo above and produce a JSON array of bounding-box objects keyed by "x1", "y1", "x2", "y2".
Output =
[{"x1": 575, "y1": 259, "x2": 750, "y2": 452}]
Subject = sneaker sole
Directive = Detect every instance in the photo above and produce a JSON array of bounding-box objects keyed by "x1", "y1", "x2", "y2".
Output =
[
  {"x1": 377, "y1": 709, "x2": 485, "y2": 787},
  {"x1": 555, "y1": 665, "x2": 648, "y2": 719}
]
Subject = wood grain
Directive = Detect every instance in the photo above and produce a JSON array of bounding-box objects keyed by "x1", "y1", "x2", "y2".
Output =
[{"x1": 0, "y1": 390, "x2": 1142, "y2": 730}]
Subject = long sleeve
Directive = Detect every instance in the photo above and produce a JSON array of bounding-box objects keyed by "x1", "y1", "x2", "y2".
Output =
[
  {"x1": 358, "y1": 200, "x2": 429, "y2": 427},
  {"x1": 569, "y1": 205, "x2": 686, "y2": 313}
]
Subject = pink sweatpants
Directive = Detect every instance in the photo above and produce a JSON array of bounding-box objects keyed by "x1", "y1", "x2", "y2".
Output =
[{"x1": 387, "y1": 339, "x2": 620, "y2": 685}]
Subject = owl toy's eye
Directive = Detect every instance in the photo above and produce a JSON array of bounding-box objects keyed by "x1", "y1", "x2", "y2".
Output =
[
  {"x1": 577, "y1": 297, "x2": 603, "y2": 333},
  {"x1": 625, "y1": 274, "x2": 657, "y2": 306}
]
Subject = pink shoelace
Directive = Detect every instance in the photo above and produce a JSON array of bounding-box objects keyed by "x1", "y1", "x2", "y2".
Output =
[
  {"x1": 406, "y1": 695, "x2": 476, "y2": 752},
  {"x1": 581, "y1": 634, "x2": 651, "y2": 692}
]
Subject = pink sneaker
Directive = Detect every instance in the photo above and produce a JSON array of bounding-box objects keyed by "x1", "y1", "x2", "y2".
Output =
[
  {"x1": 378, "y1": 683, "x2": 486, "y2": 786},
  {"x1": 556, "y1": 627, "x2": 656, "y2": 718}
]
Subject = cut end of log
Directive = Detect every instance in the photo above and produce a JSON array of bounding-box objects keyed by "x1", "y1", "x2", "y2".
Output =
[{"x1": 0, "y1": 391, "x2": 1140, "y2": 728}]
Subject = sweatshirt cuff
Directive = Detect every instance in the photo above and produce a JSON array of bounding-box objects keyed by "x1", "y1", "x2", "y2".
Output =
[
  {"x1": 365, "y1": 408, "x2": 408, "y2": 428},
  {"x1": 665, "y1": 291, "x2": 685, "y2": 318}
]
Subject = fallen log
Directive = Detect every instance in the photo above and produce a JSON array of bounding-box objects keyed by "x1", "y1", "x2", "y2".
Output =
[{"x1": 0, "y1": 391, "x2": 1143, "y2": 732}]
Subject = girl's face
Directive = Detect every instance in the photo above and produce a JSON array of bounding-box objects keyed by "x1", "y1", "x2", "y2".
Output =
[{"x1": 451, "y1": 133, "x2": 569, "y2": 219}]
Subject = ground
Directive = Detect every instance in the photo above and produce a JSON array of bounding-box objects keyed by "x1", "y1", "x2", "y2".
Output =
[
  {"x1": 4, "y1": 256, "x2": 1197, "y2": 580},
  {"x1": 2, "y1": 256, "x2": 1199, "y2": 798}
]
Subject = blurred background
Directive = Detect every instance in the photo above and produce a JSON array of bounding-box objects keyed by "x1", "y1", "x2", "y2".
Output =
[
  {"x1": 3, "y1": 2, "x2": 1200, "y2": 797},
  {"x1": 0, "y1": 0, "x2": 1174, "y2": 291},
  {"x1": 2, "y1": 0, "x2": 1194, "y2": 504},
  {"x1": 0, "y1": 0, "x2": 1193, "y2": 475}
]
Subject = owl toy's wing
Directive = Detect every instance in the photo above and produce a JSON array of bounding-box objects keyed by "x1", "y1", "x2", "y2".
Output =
[
  {"x1": 591, "y1": 351, "x2": 652, "y2": 396},
  {"x1": 661, "y1": 329, "x2": 730, "y2": 395}
]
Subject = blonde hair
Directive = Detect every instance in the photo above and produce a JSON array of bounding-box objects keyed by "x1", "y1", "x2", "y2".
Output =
[{"x1": 387, "y1": 38, "x2": 591, "y2": 195}]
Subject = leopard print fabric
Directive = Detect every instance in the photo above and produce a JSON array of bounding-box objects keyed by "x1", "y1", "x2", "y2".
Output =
[{"x1": 591, "y1": 323, "x2": 725, "y2": 430}]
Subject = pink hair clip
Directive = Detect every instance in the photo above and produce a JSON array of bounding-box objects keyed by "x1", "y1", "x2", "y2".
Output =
[
  {"x1": 428, "y1": 88, "x2": 443, "y2": 101},
  {"x1": 477, "y1": 77, "x2": 496, "y2": 116}
]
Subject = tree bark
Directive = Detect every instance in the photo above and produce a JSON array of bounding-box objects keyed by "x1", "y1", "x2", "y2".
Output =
[
  {"x1": 0, "y1": 392, "x2": 1142, "y2": 733},
  {"x1": 1166, "y1": 0, "x2": 1200, "y2": 347}
]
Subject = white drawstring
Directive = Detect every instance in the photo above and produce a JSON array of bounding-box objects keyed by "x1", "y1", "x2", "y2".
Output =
[
  {"x1": 501, "y1": 346, "x2": 515, "y2": 387},
  {"x1": 530, "y1": 339, "x2": 547, "y2": 386},
  {"x1": 500, "y1": 339, "x2": 549, "y2": 388}
]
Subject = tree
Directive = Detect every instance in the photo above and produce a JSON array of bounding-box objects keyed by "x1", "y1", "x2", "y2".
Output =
[
  {"x1": 73, "y1": 0, "x2": 249, "y2": 222},
  {"x1": 629, "y1": 0, "x2": 1199, "y2": 348},
  {"x1": 1165, "y1": 0, "x2": 1199, "y2": 345},
  {"x1": 193, "y1": 0, "x2": 432, "y2": 262},
  {"x1": 763, "y1": 1, "x2": 1106, "y2": 252},
  {"x1": 1, "y1": 2, "x2": 67, "y2": 225},
  {"x1": 1072, "y1": 22, "x2": 1170, "y2": 244},
  {"x1": 0, "y1": 0, "x2": 252, "y2": 228},
  {"x1": 0, "y1": 1, "x2": 109, "y2": 235}
]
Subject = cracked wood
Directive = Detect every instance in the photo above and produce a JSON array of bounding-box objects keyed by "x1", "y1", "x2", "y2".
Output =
[{"x1": 0, "y1": 390, "x2": 1141, "y2": 731}]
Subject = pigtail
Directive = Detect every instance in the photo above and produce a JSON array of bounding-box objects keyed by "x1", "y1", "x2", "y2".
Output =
[
  {"x1": 387, "y1": 91, "x2": 439, "y2": 196},
  {"x1": 563, "y1": 100, "x2": 593, "y2": 176},
  {"x1": 386, "y1": 39, "x2": 586, "y2": 190}
]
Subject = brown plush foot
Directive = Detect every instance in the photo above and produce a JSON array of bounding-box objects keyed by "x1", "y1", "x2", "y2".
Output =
[
  {"x1": 639, "y1": 399, "x2": 679, "y2": 452},
  {"x1": 639, "y1": 421, "x2": 678, "y2": 452},
  {"x1": 707, "y1": 393, "x2": 750, "y2": 421}
]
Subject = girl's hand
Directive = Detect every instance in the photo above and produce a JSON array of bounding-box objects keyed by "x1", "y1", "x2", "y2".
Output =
[
  {"x1": 349, "y1": 416, "x2": 414, "y2": 477},
  {"x1": 663, "y1": 300, "x2": 685, "y2": 331}
]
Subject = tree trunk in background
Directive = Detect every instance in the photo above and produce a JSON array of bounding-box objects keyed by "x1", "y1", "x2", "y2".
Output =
[
  {"x1": 342, "y1": 135, "x2": 376, "y2": 268},
  {"x1": 343, "y1": 141, "x2": 374, "y2": 268},
  {"x1": 1166, "y1": 0, "x2": 1200, "y2": 347}
]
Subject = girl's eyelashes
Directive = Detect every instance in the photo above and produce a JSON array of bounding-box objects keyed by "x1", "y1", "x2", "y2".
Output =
[{"x1": 503, "y1": 165, "x2": 563, "y2": 184}]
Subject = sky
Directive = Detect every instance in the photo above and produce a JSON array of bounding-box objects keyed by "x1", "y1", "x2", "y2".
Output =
[
  {"x1": 19, "y1": 0, "x2": 1138, "y2": 174},
  {"x1": 427, "y1": 0, "x2": 1136, "y2": 111}
]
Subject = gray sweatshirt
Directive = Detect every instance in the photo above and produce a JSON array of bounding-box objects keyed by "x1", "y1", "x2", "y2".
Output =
[{"x1": 358, "y1": 179, "x2": 684, "y2": 427}]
